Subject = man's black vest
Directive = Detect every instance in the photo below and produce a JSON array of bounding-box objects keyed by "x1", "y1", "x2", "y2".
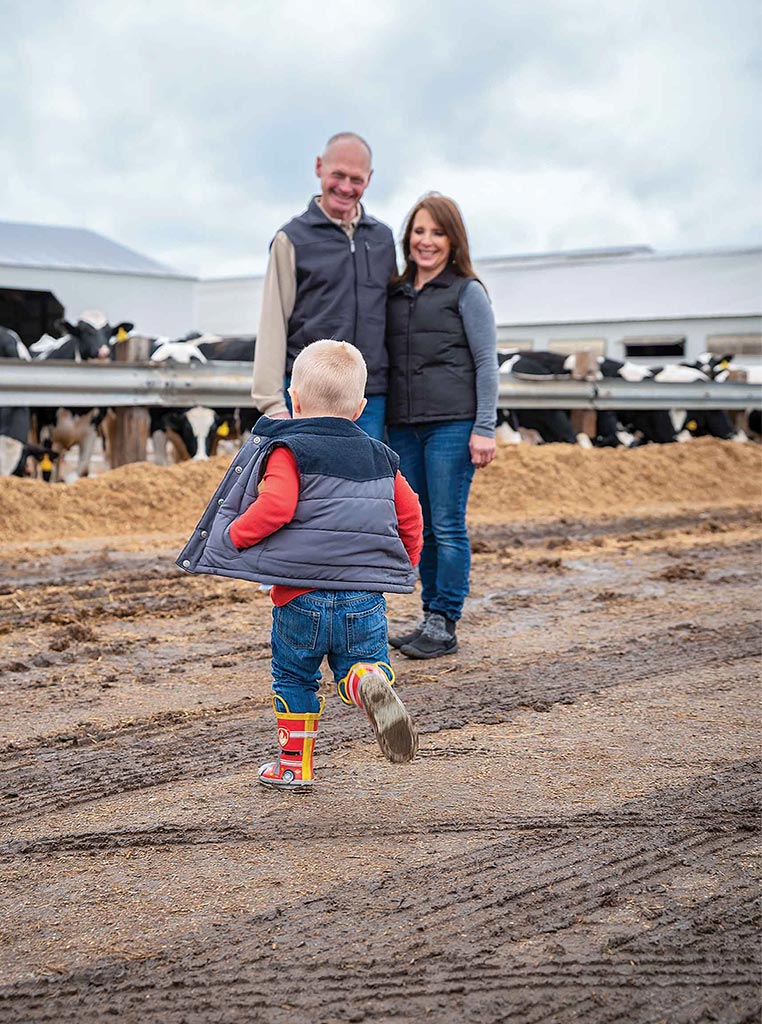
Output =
[
  {"x1": 386, "y1": 267, "x2": 476, "y2": 425},
  {"x1": 280, "y1": 199, "x2": 396, "y2": 395}
]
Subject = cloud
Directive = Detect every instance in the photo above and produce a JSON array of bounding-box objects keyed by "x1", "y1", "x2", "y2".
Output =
[{"x1": 0, "y1": 0, "x2": 759, "y2": 277}]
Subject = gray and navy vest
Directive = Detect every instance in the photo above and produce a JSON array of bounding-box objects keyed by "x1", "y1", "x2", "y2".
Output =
[
  {"x1": 176, "y1": 416, "x2": 416, "y2": 593},
  {"x1": 280, "y1": 198, "x2": 396, "y2": 395},
  {"x1": 386, "y1": 267, "x2": 476, "y2": 425}
]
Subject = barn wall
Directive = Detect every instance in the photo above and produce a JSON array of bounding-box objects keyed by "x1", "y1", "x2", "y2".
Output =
[
  {"x1": 195, "y1": 276, "x2": 265, "y2": 335},
  {"x1": 193, "y1": 249, "x2": 762, "y2": 365},
  {"x1": 496, "y1": 315, "x2": 762, "y2": 369},
  {"x1": 0, "y1": 265, "x2": 197, "y2": 338}
]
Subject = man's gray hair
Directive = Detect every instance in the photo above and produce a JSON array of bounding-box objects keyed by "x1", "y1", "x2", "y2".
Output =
[{"x1": 323, "y1": 132, "x2": 373, "y2": 165}]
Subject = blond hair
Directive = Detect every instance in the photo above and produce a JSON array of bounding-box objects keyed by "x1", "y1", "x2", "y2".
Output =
[{"x1": 290, "y1": 340, "x2": 367, "y2": 417}]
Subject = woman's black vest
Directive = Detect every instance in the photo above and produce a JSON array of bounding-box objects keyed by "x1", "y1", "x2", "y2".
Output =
[
  {"x1": 386, "y1": 267, "x2": 475, "y2": 425},
  {"x1": 281, "y1": 199, "x2": 397, "y2": 395}
]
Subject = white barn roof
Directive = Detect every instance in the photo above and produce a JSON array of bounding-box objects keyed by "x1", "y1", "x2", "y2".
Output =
[
  {"x1": 0, "y1": 220, "x2": 193, "y2": 280},
  {"x1": 478, "y1": 245, "x2": 762, "y2": 326}
]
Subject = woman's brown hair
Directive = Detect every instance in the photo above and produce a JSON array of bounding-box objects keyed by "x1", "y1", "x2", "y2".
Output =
[{"x1": 392, "y1": 192, "x2": 482, "y2": 288}]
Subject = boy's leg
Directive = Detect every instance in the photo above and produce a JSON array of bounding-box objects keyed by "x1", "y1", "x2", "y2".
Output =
[
  {"x1": 329, "y1": 592, "x2": 418, "y2": 765},
  {"x1": 260, "y1": 597, "x2": 326, "y2": 790}
]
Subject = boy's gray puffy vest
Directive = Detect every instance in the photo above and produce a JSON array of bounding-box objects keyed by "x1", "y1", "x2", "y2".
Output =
[
  {"x1": 280, "y1": 198, "x2": 396, "y2": 395},
  {"x1": 176, "y1": 416, "x2": 417, "y2": 593}
]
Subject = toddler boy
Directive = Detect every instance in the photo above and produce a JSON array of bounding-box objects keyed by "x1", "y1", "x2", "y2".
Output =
[{"x1": 178, "y1": 340, "x2": 423, "y2": 790}]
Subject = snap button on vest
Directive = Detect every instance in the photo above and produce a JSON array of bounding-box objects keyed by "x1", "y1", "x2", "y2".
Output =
[{"x1": 235, "y1": 466, "x2": 243, "y2": 474}]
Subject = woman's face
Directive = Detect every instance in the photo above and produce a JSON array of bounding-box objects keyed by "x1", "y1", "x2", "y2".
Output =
[{"x1": 409, "y1": 208, "x2": 451, "y2": 277}]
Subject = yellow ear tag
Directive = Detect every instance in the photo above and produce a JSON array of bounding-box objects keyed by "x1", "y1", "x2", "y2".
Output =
[
  {"x1": 116, "y1": 327, "x2": 129, "y2": 342},
  {"x1": 40, "y1": 455, "x2": 53, "y2": 472},
  {"x1": 216, "y1": 422, "x2": 230, "y2": 438},
  {"x1": 686, "y1": 420, "x2": 698, "y2": 432}
]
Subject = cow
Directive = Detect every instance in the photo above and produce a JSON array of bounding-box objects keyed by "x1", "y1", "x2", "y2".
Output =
[
  {"x1": 149, "y1": 406, "x2": 240, "y2": 464},
  {"x1": 28, "y1": 311, "x2": 134, "y2": 481},
  {"x1": 147, "y1": 334, "x2": 259, "y2": 464},
  {"x1": 617, "y1": 353, "x2": 745, "y2": 444},
  {"x1": 497, "y1": 349, "x2": 593, "y2": 447},
  {"x1": 30, "y1": 311, "x2": 134, "y2": 362},
  {"x1": 0, "y1": 327, "x2": 33, "y2": 476}
]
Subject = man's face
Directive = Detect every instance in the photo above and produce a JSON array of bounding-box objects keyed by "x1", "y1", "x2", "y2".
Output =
[{"x1": 315, "y1": 140, "x2": 372, "y2": 222}]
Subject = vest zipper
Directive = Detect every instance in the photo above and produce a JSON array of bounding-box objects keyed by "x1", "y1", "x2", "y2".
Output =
[
  {"x1": 350, "y1": 236, "x2": 358, "y2": 345},
  {"x1": 406, "y1": 291, "x2": 416, "y2": 421},
  {"x1": 364, "y1": 240, "x2": 371, "y2": 280}
]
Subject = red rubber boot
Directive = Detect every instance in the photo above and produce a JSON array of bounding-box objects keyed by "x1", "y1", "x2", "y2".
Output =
[
  {"x1": 337, "y1": 662, "x2": 418, "y2": 764},
  {"x1": 258, "y1": 694, "x2": 324, "y2": 791}
]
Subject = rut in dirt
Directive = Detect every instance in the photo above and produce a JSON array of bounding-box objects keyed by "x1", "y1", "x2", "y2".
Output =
[
  {"x1": 0, "y1": 619, "x2": 758, "y2": 831},
  {"x1": 0, "y1": 763, "x2": 758, "y2": 1024}
]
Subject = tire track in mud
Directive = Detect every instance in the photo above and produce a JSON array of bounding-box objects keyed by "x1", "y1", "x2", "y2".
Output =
[
  {"x1": 2, "y1": 507, "x2": 759, "y2": 635},
  {"x1": 0, "y1": 765, "x2": 758, "y2": 1023},
  {"x1": 0, "y1": 621, "x2": 758, "y2": 829},
  {"x1": 0, "y1": 569, "x2": 249, "y2": 636},
  {"x1": 469, "y1": 506, "x2": 762, "y2": 551}
]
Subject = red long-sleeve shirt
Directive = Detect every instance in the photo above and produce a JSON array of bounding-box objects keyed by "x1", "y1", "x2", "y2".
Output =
[{"x1": 228, "y1": 446, "x2": 423, "y2": 606}]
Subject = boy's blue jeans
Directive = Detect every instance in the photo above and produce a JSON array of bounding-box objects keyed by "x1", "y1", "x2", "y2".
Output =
[{"x1": 270, "y1": 590, "x2": 389, "y2": 714}]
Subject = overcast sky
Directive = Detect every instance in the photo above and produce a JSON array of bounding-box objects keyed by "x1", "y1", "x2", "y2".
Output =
[{"x1": 2, "y1": 0, "x2": 760, "y2": 277}]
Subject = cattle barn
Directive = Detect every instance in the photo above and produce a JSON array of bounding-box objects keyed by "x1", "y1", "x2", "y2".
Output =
[
  {"x1": 196, "y1": 244, "x2": 762, "y2": 373},
  {"x1": 0, "y1": 220, "x2": 196, "y2": 345}
]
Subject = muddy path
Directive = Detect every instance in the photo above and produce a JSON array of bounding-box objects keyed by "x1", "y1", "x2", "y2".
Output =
[{"x1": 0, "y1": 504, "x2": 760, "y2": 1022}]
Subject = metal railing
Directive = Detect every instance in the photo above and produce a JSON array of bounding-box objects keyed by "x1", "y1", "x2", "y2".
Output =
[{"x1": 0, "y1": 358, "x2": 760, "y2": 410}]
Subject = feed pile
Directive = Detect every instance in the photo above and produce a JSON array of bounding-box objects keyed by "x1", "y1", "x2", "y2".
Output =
[{"x1": 0, "y1": 437, "x2": 759, "y2": 542}]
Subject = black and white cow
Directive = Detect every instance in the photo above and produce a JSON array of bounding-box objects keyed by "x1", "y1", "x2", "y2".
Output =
[
  {"x1": 497, "y1": 349, "x2": 593, "y2": 446},
  {"x1": 28, "y1": 311, "x2": 134, "y2": 480},
  {"x1": 30, "y1": 311, "x2": 134, "y2": 362},
  {"x1": 148, "y1": 334, "x2": 259, "y2": 463},
  {"x1": 617, "y1": 353, "x2": 745, "y2": 444},
  {"x1": 0, "y1": 327, "x2": 33, "y2": 476},
  {"x1": 498, "y1": 349, "x2": 745, "y2": 448}
]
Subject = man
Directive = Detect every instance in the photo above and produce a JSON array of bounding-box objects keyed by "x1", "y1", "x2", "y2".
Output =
[{"x1": 251, "y1": 132, "x2": 397, "y2": 439}]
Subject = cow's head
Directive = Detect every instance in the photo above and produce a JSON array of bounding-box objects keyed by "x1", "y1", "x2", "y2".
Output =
[
  {"x1": 56, "y1": 311, "x2": 134, "y2": 360},
  {"x1": 694, "y1": 352, "x2": 734, "y2": 382},
  {"x1": 163, "y1": 407, "x2": 236, "y2": 460}
]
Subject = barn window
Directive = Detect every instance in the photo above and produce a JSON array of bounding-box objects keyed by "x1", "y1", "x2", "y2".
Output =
[
  {"x1": 548, "y1": 338, "x2": 606, "y2": 356},
  {"x1": 623, "y1": 335, "x2": 685, "y2": 358},
  {"x1": 705, "y1": 333, "x2": 762, "y2": 356}
]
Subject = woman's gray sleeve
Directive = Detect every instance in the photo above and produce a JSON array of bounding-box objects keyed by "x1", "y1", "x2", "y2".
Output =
[{"x1": 460, "y1": 280, "x2": 499, "y2": 437}]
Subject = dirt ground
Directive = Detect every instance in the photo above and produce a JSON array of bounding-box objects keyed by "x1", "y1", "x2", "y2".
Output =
[{"x1": 0, "y1": 439, "x2": 760, "y2": 1023}]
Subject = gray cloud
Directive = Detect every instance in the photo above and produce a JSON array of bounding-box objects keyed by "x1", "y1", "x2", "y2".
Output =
[{"x1": 1, "y1": 0, "x2": 759, "y2": 276}]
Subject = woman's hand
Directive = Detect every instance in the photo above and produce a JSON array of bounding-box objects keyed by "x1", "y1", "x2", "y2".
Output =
[{"x1": 469, "y1": 433, "x2": 496, "y2": 468}]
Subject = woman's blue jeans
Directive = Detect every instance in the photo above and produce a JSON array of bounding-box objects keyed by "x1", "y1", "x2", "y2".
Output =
[
  {"x1": 271, "y1": 590, "x2": 388, "y2": 714},
  {"x1": 387, "y1": 420, "x2": 476, "y2": 622}
]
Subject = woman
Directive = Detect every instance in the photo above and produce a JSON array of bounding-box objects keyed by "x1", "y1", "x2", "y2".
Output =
[{"x1": 386, "y1": 194, "x2": 498, "y2": 659}]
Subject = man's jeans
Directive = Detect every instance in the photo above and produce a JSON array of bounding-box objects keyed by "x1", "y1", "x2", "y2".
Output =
[
  {"x1": 387, "y1": 420, "x2": 476, "y2": 622},
  {"x1": 284, "y1": 376, "x2": 386, "y2": 441},
  {"x1": 270, "y1": 590, "x2": 388, "y2": 714}
]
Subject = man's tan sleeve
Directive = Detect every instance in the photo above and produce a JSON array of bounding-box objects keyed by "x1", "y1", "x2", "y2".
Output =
[{"x1": 252, "y1": 231, "x2": 296, "y2": 415}]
